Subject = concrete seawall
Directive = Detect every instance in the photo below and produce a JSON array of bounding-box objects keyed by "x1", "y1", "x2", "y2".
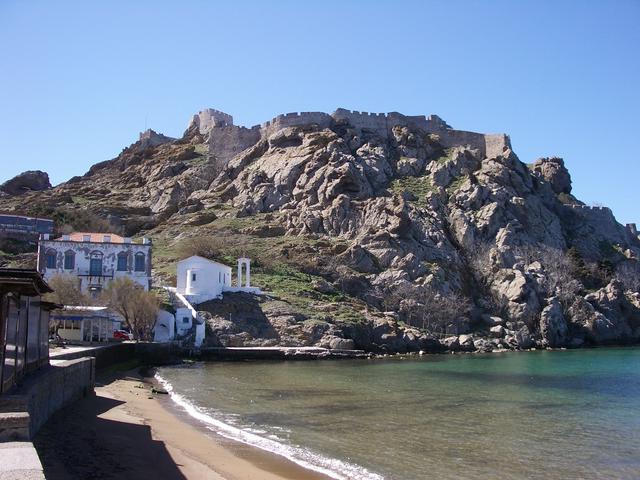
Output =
[
  {"x1": 0, "y1": 357, "x2": 95, "y2": 441},
  {"x1": 199, "y1": 346, "x2": 367, "y2": 360},
  {"x1": 51, "y1": 342, "x2": 181, "y2": 369},
  {"x1": 1, "y1": 343, "x2": 180, "y2": 443},
  {"x1": 0, "y1": 342, "x2": 184, "y2": 478}
]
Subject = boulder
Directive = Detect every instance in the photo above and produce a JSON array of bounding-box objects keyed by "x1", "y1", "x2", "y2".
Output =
[
  {"x1": 531, "y1": 157, "x2": 572, "y2": 194},
  {"x1": 312, "y1": 278, "x2": 336, "y2": 294},
  {"x1": 568, "y1": 281, "x2": 637, "y2": 344},
  {"x1": 442, "y1": 336, "x2": 460, "y2": 351},
  {"x1": 458, "y1": 334, "x2": 476, "y2": 351},
  {"x1": 0, "y1": 170, "x2": 51, "y2": 195},
  {"x1": 400, "y1": 329, "x2": 443, "y2": 353},
  {"x1": 539, "y1": 298, "x2": 568, "y2": 347},
  {"x1": 473, "y1": 338, "x2": 493, "y2": 352},
  {"x1": 186, "y1": 211, "x2": 218, "y2": 226},
  {"x1": 506, "y1": 326, "x2": 535, "y2": 349},
  {"x1": 328, "y1": 337, "x2": 355, "y2": 350},
  {"x1": 482, "y1": 315, "x2": 505, "y2": 326},
  {"x1": 490, "y1": 338, "x2": 508, "y2": 350},
  {"x1": 490, "y1": 325, "x2": 506, "y2": 338},
  {"x1": 340, "y1": 245, "x2": 379, "y2": 274},
  {"x1": 378, "y1": 332, "x2": 407, "y2": 352}
]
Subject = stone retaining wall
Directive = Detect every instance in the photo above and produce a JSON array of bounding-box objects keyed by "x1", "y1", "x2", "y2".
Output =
[{"x1": 0, "y1": 357, "x2": 95, "y2": 441}]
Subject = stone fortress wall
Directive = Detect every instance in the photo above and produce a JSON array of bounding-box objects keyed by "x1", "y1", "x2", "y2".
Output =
[
  {"x1": 191, "y1": 108, "x2": 235, "y2": 134},
  {"x1": 194, "y1": 107, "x2": 512, "y2": 170},
  {"x1": 189, "y1": 109, "x2": 261, "y2": 173},
  {"x1": 258, "y1": 109, "x2": 447, "y2": 138},
  {"x1": 257, "y1": 108, "x2": 510, "y2": 158},
  {"x1": 566, "y1": 204, "x2": 612, "y2": 212},
  {"x1": 259, "y1": 111, "x2": 333, "y2": 137},
  {"x1": 564, "y1": 204, "x2": 640, "y2": 244},
  {"x1": 207, "y1": 125, "x2": 262, "y2": 173}
]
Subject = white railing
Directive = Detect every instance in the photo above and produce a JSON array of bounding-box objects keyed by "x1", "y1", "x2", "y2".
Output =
[{"x1": 163, "y1": 286, "x2": 204, "y2": 347}]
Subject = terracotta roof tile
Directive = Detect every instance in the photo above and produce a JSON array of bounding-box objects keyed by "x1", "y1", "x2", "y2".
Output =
[{"x1": 54, "y1": 232, "x2": 127, "y2": 243}]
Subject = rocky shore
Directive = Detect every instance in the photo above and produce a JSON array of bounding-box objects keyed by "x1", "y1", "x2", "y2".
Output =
[{"x1": 197, "y1": 280, "x2": 640, "y2": 356}]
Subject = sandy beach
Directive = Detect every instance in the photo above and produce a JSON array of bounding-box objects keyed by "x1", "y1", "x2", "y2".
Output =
[{"x1": 33, "y1": 370, "x2": 332, "y2": 480}]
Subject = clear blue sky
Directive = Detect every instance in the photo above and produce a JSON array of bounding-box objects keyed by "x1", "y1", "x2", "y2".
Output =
[{"x1": 1, "y1": 0, "x2": 638, "y2": 223}]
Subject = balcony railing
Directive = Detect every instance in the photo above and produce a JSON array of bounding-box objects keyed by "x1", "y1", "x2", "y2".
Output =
[
  {"x1": 76, "y1": 268, "x2": 115, "y2": 278},
  {"x1": 44, "y1": 267, "x2": 150, "y2": 280}
]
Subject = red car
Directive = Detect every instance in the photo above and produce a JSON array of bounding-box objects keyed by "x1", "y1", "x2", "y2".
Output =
[{"x1": 113, "y1": 330, "x2": 132, "y2": 341}]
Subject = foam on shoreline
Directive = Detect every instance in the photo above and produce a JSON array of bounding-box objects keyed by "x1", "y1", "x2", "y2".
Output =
[{"x1": 154, "y1": 372, "x2": 384, "y2": 480}]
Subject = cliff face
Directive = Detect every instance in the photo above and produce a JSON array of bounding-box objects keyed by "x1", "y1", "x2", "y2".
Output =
[{"x1": 2, "y1": 108, "x2": 639, "y2": 353}]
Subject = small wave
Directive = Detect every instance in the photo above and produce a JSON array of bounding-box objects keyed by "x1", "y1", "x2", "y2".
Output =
[{"x1": 155, "y1": 373, "x2": 384, "y2": 480}]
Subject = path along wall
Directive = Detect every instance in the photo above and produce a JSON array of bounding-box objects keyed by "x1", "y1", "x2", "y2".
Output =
[{"x1": 0, "y1": 357, "x2": 94, "y2": 440}]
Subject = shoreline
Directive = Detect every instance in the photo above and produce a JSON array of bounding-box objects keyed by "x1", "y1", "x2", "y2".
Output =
[{"x1": 34, "y1": 368, "x2": 333, "y2": 480}]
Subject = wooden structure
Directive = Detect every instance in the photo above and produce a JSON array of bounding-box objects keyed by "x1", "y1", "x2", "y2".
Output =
[{"x1": 0, "y1": 269, "x2": 57, "y2": 394}]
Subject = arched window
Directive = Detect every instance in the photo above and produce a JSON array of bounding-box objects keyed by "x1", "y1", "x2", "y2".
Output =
[
  {"x1": 117, "y1": 252, "x2": 128, "y2": 271},
  {"x1": 45, "y1": 249, "x2": 57, "y2": 269},
  {"x1": 64, "y1": 250, "x2": 75, "y2": 270},
  {"x1": 89, "y1": 251, "x2": 103, "y2": 276},
  {"x1": 134, "y1": 252, "x2": 146, "y2": 272}
]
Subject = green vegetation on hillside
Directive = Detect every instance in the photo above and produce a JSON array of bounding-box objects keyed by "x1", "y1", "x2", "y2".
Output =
[
  {"x1": 148, "y1": 208, "x2": 368, "y2": 325},
  {"x1": 389, "y1": 175, "x2": 436, "y2": 204}
]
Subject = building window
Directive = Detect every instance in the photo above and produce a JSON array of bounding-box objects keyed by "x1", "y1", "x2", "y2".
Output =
[
  {"x1": 117, "y1": 252, "x2": 128, "y2": 271},
  {"x1": 45, "y1": 250, "x2": 57, "y2": 269},
  {"x1": 90, "y1": 258, "x2": 102, "y2": 276},
  {"x1": 103, "y1": 235, "x2": 111, "y2": 243},
  {"x1": 192, "y1": 273, "x2": 197, "y2": 282},
  {"x1": 90, "y1": 251, "x2": 103, "y2": 276},
  {"x1": 218, "y1": 272, "x2": 221, "y2": 283},
  {"x1": 64, "y1": 250, "x2": 75, "y2": 270},
  {"x1": 134, "y1": 252, "x2": 145, "y2": 272},
  {"x1": 182, "y1": 316, "x2": 190, "y2": 324}
]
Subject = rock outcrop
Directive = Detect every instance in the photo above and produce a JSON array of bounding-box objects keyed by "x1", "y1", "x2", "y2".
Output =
[
  {"x1": 531, "y1": 157, "x2": 572, "y2": 194},
  {"x1": 0, "y1": 170, "x2": 51, "y2": 195},
  {"x1": 1, "y1": 107, "x2": 639, "y2": 353}
]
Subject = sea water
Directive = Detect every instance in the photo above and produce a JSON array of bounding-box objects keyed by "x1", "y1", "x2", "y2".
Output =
[{"x1": 156, "y1": 348, "x2": 640, "y2": 479}]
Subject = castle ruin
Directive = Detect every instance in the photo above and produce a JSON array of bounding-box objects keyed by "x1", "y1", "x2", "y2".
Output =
[{"x1": 187, "y1": 107, "x2": 512, "y2": 173}]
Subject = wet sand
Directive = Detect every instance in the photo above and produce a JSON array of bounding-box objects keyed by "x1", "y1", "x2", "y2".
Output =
[{"x1": 34, "y1": 371, "x2": 332, "y2": 480}]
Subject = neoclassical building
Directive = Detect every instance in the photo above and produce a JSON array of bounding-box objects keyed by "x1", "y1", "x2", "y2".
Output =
[{"x1": 37, "y1": 232, "x2": 152, "y2": 294}]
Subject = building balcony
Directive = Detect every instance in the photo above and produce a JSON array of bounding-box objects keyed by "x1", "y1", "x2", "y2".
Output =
[{"x1": 76, "y1": 268, "x2": 115, "y2": 279}]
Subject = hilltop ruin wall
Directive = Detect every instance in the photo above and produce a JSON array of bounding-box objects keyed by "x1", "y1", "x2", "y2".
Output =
[{"x1": 192, "y1": 107, "x2": 513, "y2": 171}]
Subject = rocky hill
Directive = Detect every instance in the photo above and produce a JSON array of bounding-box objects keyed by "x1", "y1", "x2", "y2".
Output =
[{"x1": 1, "y1": 108, "x2": 639, "y2": 353}]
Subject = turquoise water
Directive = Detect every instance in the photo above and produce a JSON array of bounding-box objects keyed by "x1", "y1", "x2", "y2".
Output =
[{"x1": 156, "y1": 349, "x2": 640, "y2": 479}]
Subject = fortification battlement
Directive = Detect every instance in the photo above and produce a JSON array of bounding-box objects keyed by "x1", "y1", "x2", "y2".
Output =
[
  {"x1": 260, "y1": 111, "x2": 333, "y2": 129},
  {"x1": 257, "y1": 109, "x2": 454, "y2": 139},
  {"x1": 192, "y1": 107, "x2": 510, "y2": 159},
  {"x1": 566, "y1": 204, "x2": 612, "y2": 213},
  {"x1": 190, "y1": 108, "x2": 234, "y2": 134},
  {"x1": 139, "y1": 129, "x2": 155, "y2": 141},
  {"x1": 137, "y1": 129, "x2": 174, "y2": 149}
]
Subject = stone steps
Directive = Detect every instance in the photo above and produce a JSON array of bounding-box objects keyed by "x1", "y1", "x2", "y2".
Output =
[
  {"x1": 0, "y1": 411, "x2": 30, "y2": 442},
  {"x1": 0, "y1": 395, "x2": 27, "y2": 413}
]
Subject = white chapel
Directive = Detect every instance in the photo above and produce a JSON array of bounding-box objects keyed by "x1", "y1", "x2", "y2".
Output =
[{"x1": 175, "y1": 256, "x2": 259, "y2": 303}]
